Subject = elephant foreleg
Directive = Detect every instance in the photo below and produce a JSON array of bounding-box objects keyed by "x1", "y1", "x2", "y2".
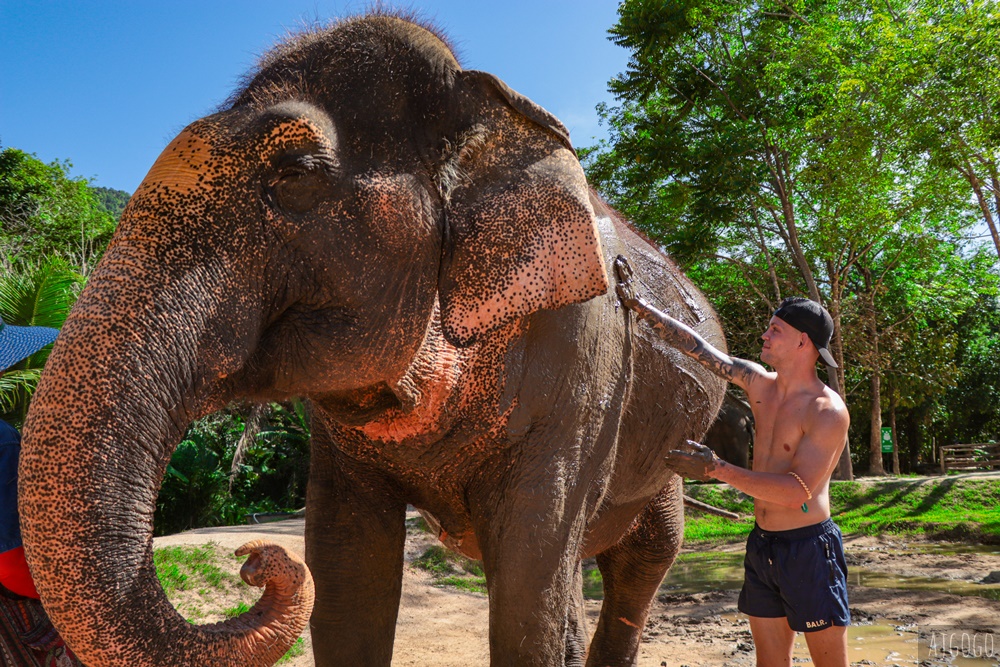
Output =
[
  {"x1": 305, "y1": 433, "x2": 407, "y2": 667},
  {"x1": 565, "y1": 562, "x2": 589, "y2": 667},
  {"x1": 470, "y1": 468, "x2": 589, "y2": 667},
  {"x1": 586, "y1": 478, "x2": 684, "y2": 667}
]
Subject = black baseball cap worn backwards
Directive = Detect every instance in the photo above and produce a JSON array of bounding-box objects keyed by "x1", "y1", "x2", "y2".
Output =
[{"x1": 772, "y1": 297, "x2": 838, "y2": 368}]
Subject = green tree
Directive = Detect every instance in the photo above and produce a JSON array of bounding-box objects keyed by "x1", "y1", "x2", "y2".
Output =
[
  {"x1": 154, "y1": 402, "x2": 312, "y2": 536},
  {"x1": 0, "y1": 145, "x2": 118, "y2": 275},
  {"x1": 0, "y1": 259, "x2": 82, "y2": 427},
  {"x1": 843, "y1": 236, "x2": 994, "y2": 473},
  {"x1": 887, "y1": 0, "x2": 1000, "y2": 261},
  {"x1": 91, "y1": 186, "x2": 131, "y2": 219},
  {"x1": 933, "y1": 290, "x2": 1000, "y2": 447},
  {"x1": 586, "y1": 0, "x2": 993, "y2": 476}
]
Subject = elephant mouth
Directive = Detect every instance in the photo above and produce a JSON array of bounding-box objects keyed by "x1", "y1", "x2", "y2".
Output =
[{"x1": 318, "y1": 382, "x2": 404, "y2": 425}]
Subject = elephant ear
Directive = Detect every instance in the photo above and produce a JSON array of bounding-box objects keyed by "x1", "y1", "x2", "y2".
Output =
[{"x1": 437, "y1": 70, "x2": 609, "y2": 347}]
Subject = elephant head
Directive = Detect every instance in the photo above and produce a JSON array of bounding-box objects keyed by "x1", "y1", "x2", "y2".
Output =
[{"x1": 19, "y1": 14, "x2": 607, "y2": 666}]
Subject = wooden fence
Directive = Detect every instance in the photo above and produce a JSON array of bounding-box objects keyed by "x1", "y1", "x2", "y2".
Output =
[{"x1": 939, "y1": 443, "x2": 1000, "y2": 473}]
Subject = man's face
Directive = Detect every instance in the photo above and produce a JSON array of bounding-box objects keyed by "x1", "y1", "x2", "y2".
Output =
[{"x1": 760, "y1": 316, "x2": 806, "y2": 365}]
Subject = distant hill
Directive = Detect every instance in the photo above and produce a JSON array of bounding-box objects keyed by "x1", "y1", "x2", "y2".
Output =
[{"x1": 91, "y1": 186, "x2": 131, "y2": 219}]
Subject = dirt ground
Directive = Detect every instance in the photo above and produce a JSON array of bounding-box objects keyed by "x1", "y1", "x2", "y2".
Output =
[{"x1": 154, "y1": 516, "x2": 1000, "y2": 667}]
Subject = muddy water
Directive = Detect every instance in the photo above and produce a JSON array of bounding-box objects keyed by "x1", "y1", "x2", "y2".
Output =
[{"x1": 792, "y1": 620, "x2": 999, "y2": 666}]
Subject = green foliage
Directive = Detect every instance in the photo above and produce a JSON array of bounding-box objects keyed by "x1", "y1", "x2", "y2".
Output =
[
  {"x1": 681, "y1": 484, "x2": 756, "y2": 541},
  {"x1": 413, "y1": 545, "x2": 454, "y2": 575},
  {"x1": 582, "y1": 565, "x2": 604, "y2": 600},
  {"x1": 224, "y1": 601, "x2": 252, "y2": 618},
  {"x1": 0, "y1": 259, "x2": 83, "y2": 426},
  {"x1": 236, "y1": 401, "x2": 311, "y2": 511},
  {"x1": 154, "y1": 402, "x2": 312, "y2": 536},
  {"x1": 0, "y1": 145, "x2": 118, "y2": 274},
  {"x1": 934, "y1": 294, "x2": 1000, "y2": 444},
  {"x1": 588, "y1": 0, "x2": 1000, "y2": 470},
  {"x1": 90, "y1": 186, "x2": 130, "y2": 219},
  {"x1": 436, "y1": 575, "x2": 488, "y2": 594},
  {"x1": 831, "y1": 479, "x2": 1000, "y2": 540}
]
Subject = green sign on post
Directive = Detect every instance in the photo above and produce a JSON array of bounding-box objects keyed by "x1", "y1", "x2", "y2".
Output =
[{"x1": 881, "y1": 427, "x2": 894, "y2": 453}]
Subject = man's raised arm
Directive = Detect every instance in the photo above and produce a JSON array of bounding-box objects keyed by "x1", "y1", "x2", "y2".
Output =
[{"x1": 613, "y1": 256, "x2": 767, "y2": 392}]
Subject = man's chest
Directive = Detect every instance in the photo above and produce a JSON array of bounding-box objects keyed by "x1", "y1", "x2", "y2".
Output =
[{"x1": 751, "y1": 395, "x2": 811, "y2": 469}]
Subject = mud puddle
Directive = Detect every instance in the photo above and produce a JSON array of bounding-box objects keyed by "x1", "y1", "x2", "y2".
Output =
[{"x1": 793, "y1": 621, "x2": 1000, "y2": 666}]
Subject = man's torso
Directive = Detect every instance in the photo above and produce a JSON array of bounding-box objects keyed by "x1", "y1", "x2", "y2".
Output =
[{"x1": 748, "y1": 380, "x2": 836, "y2": 530}]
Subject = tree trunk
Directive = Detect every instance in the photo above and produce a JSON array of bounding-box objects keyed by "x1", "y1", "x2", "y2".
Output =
[
  {"x1": 826, "y1": 262, "x2": 852, "y2": 480},
  {"x1": 904, "y1": 409, "x2": 919, "y2": 472},
  {"x1": 862, "y1": 267, "x2": 885, "y2": 476},
  {"x1": 966, "y1": 166, "x2": 1000, "y2": 261},
  {"x1": 869, "y1": 371, "x2": 885, "y2": 476},
  {"x1": 889, "y1": 381, "x2": 900, "y2": 475}
]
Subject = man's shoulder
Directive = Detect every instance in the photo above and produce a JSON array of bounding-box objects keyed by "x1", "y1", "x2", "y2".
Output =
[
  {"x1": 807, "y1": 386, "x2": 850, "y2": 430},
  {"x1": 741, "y1": 363, "x2": 777, "y2": 400}
]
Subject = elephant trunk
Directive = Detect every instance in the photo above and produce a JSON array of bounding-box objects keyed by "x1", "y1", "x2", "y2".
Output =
[{"x1": 18, "y1": 237, "x2": 313, "y2": 666}]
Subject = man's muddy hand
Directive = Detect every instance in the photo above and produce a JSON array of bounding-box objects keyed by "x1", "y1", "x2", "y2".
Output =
[
  {"x1": 664, "y1": 440, "x2": 722, "y2": 482},
  {"x1": 614, "y1": 255, "x2": 639, "y2": 308}
]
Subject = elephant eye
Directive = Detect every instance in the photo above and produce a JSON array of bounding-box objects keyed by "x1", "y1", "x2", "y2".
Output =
[{"x1": 266, "y1": 154, "x2": 337, "y2": 215}]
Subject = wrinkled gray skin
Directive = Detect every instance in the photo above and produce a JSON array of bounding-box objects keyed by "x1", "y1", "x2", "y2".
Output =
[
  {"x1": 20, "y1": 14, "x2": 726, "y2": 667},
  {"x1": 703, "y1": 392, "x2": 754, "y2": 468}
]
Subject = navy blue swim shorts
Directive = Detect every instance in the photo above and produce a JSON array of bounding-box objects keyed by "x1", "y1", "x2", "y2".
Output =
[{"x1": 737, "y1": 518, "x2": 850, "y2": 632}]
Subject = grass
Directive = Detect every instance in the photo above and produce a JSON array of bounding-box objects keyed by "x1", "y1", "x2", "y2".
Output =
[
  {"x1": 413, "y1": 545, "x2": 487, "y2": 594},
  {"x1": 153, "y1": 543, "x2": 308, "y2": 662},
  {"x1": 683, "y1": 477, "x2": 1000, "y2": 544},
  {"x1": 153, "y1": 543, "x2": 235, "y2": 595},
  {"x1": 276, "y1": 638, "x2": 306, "y2": 664},
  {"x1": 224, "y1": 601, "x2": 252, "y2": 618},
  {"x1": 831, "y1": 478, "x2": 1000, "y2": 540},
  {"x1": 682, "y1": 484, "x2": 755, "y2": 542}
]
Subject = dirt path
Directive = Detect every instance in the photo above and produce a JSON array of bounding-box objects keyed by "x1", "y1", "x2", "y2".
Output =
[{"x1": 154, "y1": 519, "x2": 1000, "y2": 666}]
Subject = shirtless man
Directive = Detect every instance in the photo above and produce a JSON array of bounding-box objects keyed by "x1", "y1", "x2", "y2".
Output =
[{"x1": 614, "y1": 257, "x2": 851, "y2": 667}]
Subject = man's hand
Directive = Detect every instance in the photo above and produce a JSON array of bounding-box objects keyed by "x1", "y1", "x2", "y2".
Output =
[
  {"x1": 613, "y1": 255, "x2": 639, "y2": 309},
  {"x1": 664, "y1": 440, "x2": 723, "y2": 482}
]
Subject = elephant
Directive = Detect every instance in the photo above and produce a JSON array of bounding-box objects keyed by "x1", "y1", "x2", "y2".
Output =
[
  {"x1": 702, "y1": 391, "x2": 754, "y2": 468},
  {"x1": 19, "y1": 12, "x2": 726, "y2": 667}
]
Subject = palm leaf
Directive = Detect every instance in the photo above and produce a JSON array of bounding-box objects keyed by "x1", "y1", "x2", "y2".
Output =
[{"x1": 0, "y1": 260, "x2": 82, "y2": 424}]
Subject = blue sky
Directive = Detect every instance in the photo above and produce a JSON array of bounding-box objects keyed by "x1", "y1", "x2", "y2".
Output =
[{"x1": 1, "y1": 1, "x2": 630, "y2": 193}]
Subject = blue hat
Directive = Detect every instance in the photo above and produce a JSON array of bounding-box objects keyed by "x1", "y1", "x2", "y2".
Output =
[{"x1": 0, "y1": 317, "x2": 60, "y2": 372}]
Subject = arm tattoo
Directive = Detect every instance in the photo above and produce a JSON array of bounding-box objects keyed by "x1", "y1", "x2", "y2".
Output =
[
  {"x1": 613, "y1": 254, "x2": 760, "y2": 387},
  {"x1": 630, "y1": 296, "x2": 758, "y2": 387}
]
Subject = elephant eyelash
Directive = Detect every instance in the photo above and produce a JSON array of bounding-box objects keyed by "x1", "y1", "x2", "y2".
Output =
[
  {"x1": 270, "y1": 153, "x2": 339, "y2": 184},
  {"x1": 264, "y1": 153, "x2": 340, "y2": 214}
]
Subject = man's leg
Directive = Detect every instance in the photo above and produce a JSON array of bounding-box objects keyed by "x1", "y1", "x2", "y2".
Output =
[
  {"x1": 803, "y1": 625, "x2": 849, "y2": 667},
  {"x1": 748, "y1": 615, "x2": 795, "y2": 667}
]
